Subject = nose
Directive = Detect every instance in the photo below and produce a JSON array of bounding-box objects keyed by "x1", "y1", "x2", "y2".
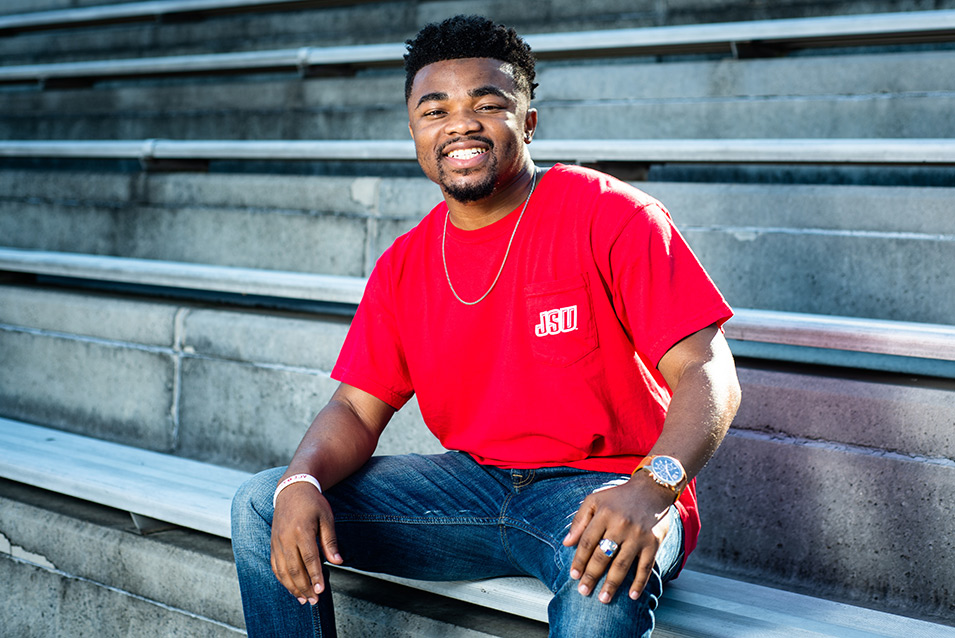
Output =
[{"x1": 443, "y1": 107, "x2": 482, "y2": 136}]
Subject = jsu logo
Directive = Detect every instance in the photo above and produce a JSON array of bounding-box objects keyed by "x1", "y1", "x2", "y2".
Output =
[{"x1": 535, "y1": 305, "x2": 578, "y2": 337}]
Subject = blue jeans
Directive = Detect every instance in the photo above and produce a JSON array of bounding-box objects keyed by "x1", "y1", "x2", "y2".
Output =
[{"x1": 232, "y1": 452, "x2": 684, "y2": 637}]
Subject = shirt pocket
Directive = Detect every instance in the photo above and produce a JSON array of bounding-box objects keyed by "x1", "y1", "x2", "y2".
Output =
[{"x1": 525, "y1": 273, "x2": 599, "y2": 367}]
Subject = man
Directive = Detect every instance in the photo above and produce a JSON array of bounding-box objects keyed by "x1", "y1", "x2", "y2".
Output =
[{"x1": 232, "y1": 15, "x2": 741, "y2": 638}]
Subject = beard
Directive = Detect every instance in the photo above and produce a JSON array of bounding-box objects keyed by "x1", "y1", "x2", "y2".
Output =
[{"x1": 435, "y1": 137, "x2": 499, "y2": 203}]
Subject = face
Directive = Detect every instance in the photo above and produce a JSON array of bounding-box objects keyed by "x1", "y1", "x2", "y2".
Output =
[{"x1": 407, "y1": 57, "x2": 537, "y2": 204}]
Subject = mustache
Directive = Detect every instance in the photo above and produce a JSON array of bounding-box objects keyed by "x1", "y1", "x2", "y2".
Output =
[{"x1": 437, "y1": 136, "x2": 494, "y2": 157}]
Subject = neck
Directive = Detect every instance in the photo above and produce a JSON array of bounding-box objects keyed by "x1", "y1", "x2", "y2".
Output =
[{"x1": 445, "y1": 163, "x2": 537, "y2": 231}]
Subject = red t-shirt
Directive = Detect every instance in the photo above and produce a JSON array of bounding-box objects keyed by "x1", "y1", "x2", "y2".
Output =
[{"x1": 333, "y1": 164, "x2": 732, "y2": 558}]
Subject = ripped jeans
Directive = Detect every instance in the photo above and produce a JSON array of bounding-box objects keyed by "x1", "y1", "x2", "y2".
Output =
[{"x1": 232, "y1": 452, "x2": 684, "y2": 638}]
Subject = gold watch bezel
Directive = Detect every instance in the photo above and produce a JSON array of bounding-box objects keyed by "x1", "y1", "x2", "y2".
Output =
[{"x1": 633, "y1": 455, "x2": 687, "y2": 497}]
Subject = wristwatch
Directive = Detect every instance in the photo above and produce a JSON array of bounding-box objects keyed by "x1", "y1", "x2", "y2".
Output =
[{"x1": 633, "y1": 455, "x2": 688, "y2": 498}]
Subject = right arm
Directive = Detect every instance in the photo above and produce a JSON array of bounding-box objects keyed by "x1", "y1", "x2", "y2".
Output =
[{"x1": 270, "y1": 382, "x2": 395, "y2": 605}]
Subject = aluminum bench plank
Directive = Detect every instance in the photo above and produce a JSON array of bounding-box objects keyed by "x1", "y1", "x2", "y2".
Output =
[
  {"x1": 0, "y1": 139, "x2": 416, "y2": 162},
  {"x1": 0, "y1": 0, "x2": 347, "y2": 33},
  {"x1": 531, "y1": 138, "x2": 955, "y2": 166},
  {"x1": 0, "y1": 417, "x2": 553, "y2": 621},
  {"x1": 371, "y1": 567, "x2": 955, "y2": 637},
  {"x1": 0, "y1": 248, "x2": 367, "y2": 305},
  {"x1": 0, "y1": 418, "x2": 247, "y2": 538},
  {"x1": 724, "y1": 309, "x2": 955, "y2": 362},
  {"x1": 343, "y1": 570, "x2": 553, "y2": 624},
  {"x1": 526, "y1": 10, "x2": 955, "y2": 58},
  {"x1": 2, "y1": 417, "x2": 950, "y2": 636},
  {"x1": 0, "y1": 44, "x2": 408, "y2": 84},
  {"x1": 2, "y1": 139, "x2": 955, "y2": 166},
  {"x1": 3, "y1": 9, "x2": 955, "y2": 73},
  {"x1": 3, "y1": 248, "x2": 955, "y2": 362},
  {"x1": 660, "y1": 571, "x2": 955, "y2": 638}
]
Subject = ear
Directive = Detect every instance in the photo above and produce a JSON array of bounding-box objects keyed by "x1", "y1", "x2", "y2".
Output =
[
  {"x1": 523, "y1": 108, "x2": 538, "y2": 143},
  {"x1": 408, "y1": 121, "x2": 415, "y2": 140}
]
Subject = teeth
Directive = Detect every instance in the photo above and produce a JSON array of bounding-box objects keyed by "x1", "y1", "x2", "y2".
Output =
[{"x1": 446, "y1": 148, "x2": 486, "y2": 160}]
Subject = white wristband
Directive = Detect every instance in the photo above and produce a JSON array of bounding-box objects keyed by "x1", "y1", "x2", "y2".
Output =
[{"x1": 273, "y1": 473, "x2": 322, "y2": 509}]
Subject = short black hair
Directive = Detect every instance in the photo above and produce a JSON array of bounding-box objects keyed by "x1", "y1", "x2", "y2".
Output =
[{"x1": 404, "y1": 15, "x2": 538, "y2": 102}]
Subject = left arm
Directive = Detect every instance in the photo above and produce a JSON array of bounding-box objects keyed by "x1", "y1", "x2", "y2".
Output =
[{"x1": 562, "y1": 323, "x2": 741, "y2": 603}]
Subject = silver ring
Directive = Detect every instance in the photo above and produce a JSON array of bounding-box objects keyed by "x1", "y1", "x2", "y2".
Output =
[{"x1": 598, "y1": 538, "x2": 619, "y2": 558}]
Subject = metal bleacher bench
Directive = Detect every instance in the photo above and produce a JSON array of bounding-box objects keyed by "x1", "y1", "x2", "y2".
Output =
[{"x1": 2, "y1": 9, "x2": 955, "y2": 86}]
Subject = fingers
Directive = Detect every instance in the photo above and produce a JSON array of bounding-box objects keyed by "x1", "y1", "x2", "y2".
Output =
[
  {"x1": 271, "y1": 530, "x2": 322, "y2": 604},
  {"x1": 627, "y1": 543, "x2": 658, "y2": 601},
  {"x1": 270, "y1": 487, "x2": 338, "y2": 605},
  {"x1": 572, "y1": 524, "x2": 649, "y2": 603},
  {"x1": 562, "y1": 499, "x2": 595, "y2": 549},
  {"x1": 576, "y1": 534, "x2": 658, "y2": 602},
  {"x1": 565, "y1": 486, "x2": 670, "y2": 604},
  {"x1": 629, "y1": 509, "x2": 674, "y2": 599},
  {"x1": 271, "y1": 522, "x2": 322, "y2": 604},
  {"x1": 318, "y1": 519, "x2": 343, "y2": 567}
]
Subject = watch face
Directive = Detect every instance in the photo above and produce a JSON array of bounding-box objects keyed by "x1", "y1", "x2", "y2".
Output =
[{"x1": 650, "y1": 456, "x2": 684, "y2": 486}]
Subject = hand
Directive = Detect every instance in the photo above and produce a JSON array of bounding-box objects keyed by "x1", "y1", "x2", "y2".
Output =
[
  {"x1": 562, "y1": 475, "x2": 674, "y2": 603},
  {"x1": 270, "y1": 482, "x2": 343, "y2": 605}
]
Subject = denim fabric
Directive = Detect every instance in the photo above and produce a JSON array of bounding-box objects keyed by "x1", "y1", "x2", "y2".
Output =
[{"x1": 232, "y1": 452, "x2": 684, "y2": 638}]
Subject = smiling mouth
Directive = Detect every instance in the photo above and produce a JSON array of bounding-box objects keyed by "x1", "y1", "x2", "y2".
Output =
[{"x1": 445, "y1": 147, "x2": 488, "y2": 160}]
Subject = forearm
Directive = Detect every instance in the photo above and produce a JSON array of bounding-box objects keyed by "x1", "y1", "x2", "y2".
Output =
[
  {"x1": 282, "y1": 385, "x2": 393, "y2": 491},
  {"x1": 649, "y1": 326, "x2": 741, "y2": 481}
]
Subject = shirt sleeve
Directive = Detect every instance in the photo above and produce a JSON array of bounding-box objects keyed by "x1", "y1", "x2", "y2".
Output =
[
  {"x1": 331, "y1": 255, "x2": 415, "y2": 410},
  {"x1": 608, "y1": 200, "x2": 733, "y2": 366}
]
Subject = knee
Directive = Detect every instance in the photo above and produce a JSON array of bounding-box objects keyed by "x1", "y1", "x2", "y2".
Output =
[{"x1": 548, "y1": 572, "x2": 660, "y2": 638}]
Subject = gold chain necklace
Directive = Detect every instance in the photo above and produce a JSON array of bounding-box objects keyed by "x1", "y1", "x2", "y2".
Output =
[{"x1": 441, "y1": 169, "x2": 538, "y2": 306}]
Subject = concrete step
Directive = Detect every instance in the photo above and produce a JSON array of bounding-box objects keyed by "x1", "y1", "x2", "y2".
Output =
[
  {"x1": 2, "y1": 170, "x2": 954, "y2": 323},
  {"x1": 695, "y1": 364, "x2": 955, "y2": 626},
  {"x1": 8, "y1": 0, "x2": 955, "y2": 65},
  {"x1": 0, "y1": 479, "x2": 244, "y2": 636},
  {"x1": 0, "y1": 479, "x2": 546, "y2": 637},
  {"x1": 0, "y1": 1, "x2": 418, "y2": 65},
  {"x1": 2, "y1": 49, "x2": 953, "y2": 140},
  {"x1": 0, "y1": 283, "x2": 441, "y2": 472},
  {"x1": 648, "y1": 180, "x2": 955, "y2": 325},
  {"x1": 0, "y1": 170, "x2": 438, "y2": 278}
]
